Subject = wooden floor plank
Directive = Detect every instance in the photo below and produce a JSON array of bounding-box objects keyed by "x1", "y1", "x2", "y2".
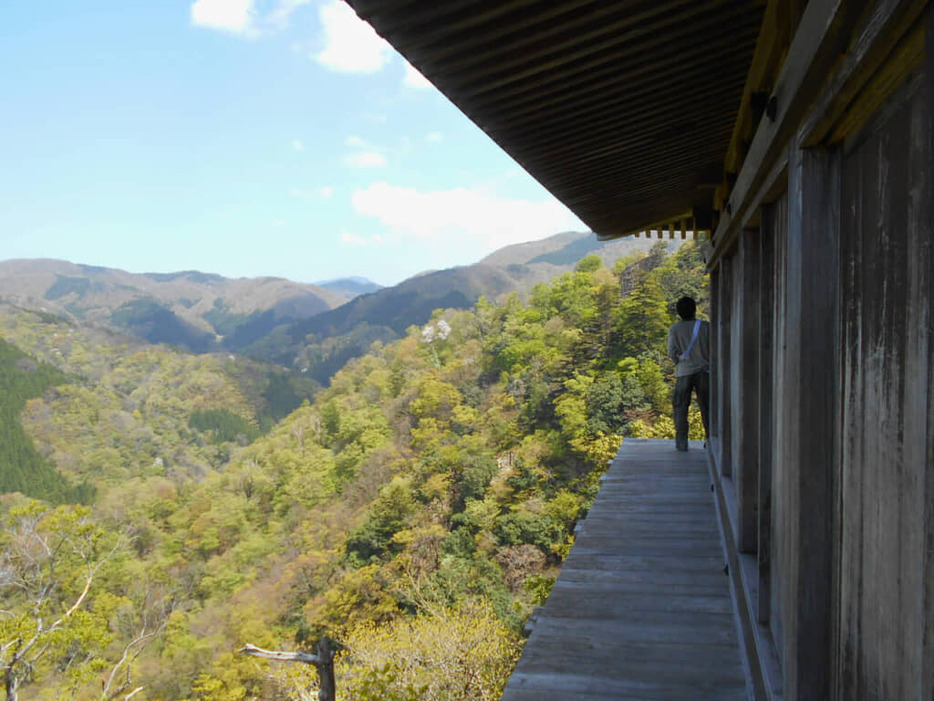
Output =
[{"x1": 502, "y1": 439, "x2": 750, "y2": 700}]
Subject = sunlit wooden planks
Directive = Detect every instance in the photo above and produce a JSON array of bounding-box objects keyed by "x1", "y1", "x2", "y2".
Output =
[{"x1": 502, "y1": 439, "x2": 749, "y2": 700}]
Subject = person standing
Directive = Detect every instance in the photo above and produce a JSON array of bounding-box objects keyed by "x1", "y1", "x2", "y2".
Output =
[{"x1": 667, "y1": 296, "x2": 710, "y2": 451}]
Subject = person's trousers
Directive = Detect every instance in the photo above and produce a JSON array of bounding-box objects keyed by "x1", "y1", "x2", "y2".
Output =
[{"x1": 673, "y1": 371, "x2": 710, "y2": 451}]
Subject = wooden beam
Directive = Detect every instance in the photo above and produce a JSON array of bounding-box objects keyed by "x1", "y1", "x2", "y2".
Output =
[
  {"x1": 479, "y1": 25, "x2": 751, "y2": 133},
  {"x1": 803, "y1": 0, "x2": 929, "y2": 145},
  {"x1": 450, "y1": 3, "x2": 738, "y2": 105},
  {"x1": 710, "y1": 0, "x2": 852, "y2": 265},
  {"x1": 504, "y1": 74, "x2": 746, "y2": 169},
  {"x1": 711, "y1": 0, "x2": 925, "y2": 266},
  {"x1": 723, "y1": 0, "x2": 800, "y2": 178},
  {"x1": 424, "y1": 0, "x2": 698, "y2": 87},
  {"x1": 368, "y1": 0, "x2": 596, "y2": 56}
]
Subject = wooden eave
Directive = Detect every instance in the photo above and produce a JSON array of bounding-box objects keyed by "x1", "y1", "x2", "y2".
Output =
[{"x1": 345, "y1": 0, "x2": 767, "y2": 239}]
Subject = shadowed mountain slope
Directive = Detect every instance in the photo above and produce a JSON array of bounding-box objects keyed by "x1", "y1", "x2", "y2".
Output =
[
  {"x1": 246, "y1": 232, "x2": 679, "y2": 383},
  {"x1": 0, "y1": 232, "x2": 679, "y2": 381},
  {"x1": 0, "y1": 259, "x2": 346, "y2": 353}
]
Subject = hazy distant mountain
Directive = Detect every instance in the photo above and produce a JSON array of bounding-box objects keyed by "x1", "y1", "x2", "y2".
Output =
[
  {"x1": 297, "y1": 265, "x2": 517, "y2": 339},
  {"x1": 314, "y1": 276, "x2": 383, "y2": 300},
  {"x1": 246, "y1": 231, "x2": 680, "y2": 382},
  {"x1": 476, "y1": 230, "x2": 673, "y2": 293},
  {"x1": 0, "y1": 232, "x2": 679, "y2": 381},
  {"x1": 0, "y1": 259, "x2": 346, "y2": 353}
]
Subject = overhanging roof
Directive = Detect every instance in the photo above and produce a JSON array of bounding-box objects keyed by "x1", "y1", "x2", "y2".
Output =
[{"x1": 345, "y1": 0, "x2": 765, "y2": 238}]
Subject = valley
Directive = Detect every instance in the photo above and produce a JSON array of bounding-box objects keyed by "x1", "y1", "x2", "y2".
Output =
[{"x1": 0, "y1": 237, "x2": 705, "y2": 700}]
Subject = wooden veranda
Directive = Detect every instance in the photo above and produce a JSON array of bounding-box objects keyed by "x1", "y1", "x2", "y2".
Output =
[
  {"x1": 349, "y1": 3, "x2": 934, "y2": 697},
  {"x1": 503, "y1": 438, "x2": 750, "y2": 700}
]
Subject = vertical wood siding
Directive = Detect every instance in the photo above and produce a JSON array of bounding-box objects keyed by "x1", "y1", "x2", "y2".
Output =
[
  {"x1": 718, "y1": 256, "x2": 734, "y2": 478},
  {"x1": 732, "y1": 229, "x2": 761, "y2": 554},
  {"x1": 762, "y1": 192, "x2": 787, "y2": 644},
  {"x1": 837, "y1": 68, "x2": 932, "y2": 701},
  {"x1": 779, "y1": 143, "x2": 841, "y2": 701}
]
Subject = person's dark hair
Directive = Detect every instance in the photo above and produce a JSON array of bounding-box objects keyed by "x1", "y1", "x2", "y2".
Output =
[{"x1": 676, "y1": 296, "x2": 696, "y2": 320}]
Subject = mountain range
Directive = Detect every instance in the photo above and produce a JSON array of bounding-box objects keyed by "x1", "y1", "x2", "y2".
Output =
[
  {"x1": 0, "y1": 231, "x2": 676, "y2": 383},
  {"x1": 0, "y1": 259, "x2": 365, "y2": 354}
]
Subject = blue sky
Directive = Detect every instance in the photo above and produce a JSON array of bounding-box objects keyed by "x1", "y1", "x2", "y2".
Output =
[{"x1": 0, "y1": 0, "x2": 584, "y2": 286}]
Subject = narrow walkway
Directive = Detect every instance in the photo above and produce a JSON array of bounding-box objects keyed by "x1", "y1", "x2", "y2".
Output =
[{"x1": 502, "y1": 438, "x2": 749, "y2": 700}]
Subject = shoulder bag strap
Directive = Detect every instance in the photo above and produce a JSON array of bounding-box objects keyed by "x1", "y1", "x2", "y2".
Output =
[{"x1": 679, "y1": 319, "x2": 702, "y2": 362}]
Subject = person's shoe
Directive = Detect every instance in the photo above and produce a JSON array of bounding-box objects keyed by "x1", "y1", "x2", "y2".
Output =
[{"x1": 675, "y1": 436, "x2": 689, "y2": 452}]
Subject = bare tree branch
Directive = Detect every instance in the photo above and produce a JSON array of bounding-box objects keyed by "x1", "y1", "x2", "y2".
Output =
[
  {"x1": 239, "y1": 638, "x2": 336, "y2": 701},
  {"x1": 238, "y1": 644, "x2": 321, "y2": 666}
]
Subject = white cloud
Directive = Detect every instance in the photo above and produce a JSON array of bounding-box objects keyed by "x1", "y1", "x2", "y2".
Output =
[
  {"x1": 345, "y1": 152, "x2": 387, "y2": 168},
  {"x1": 192, "y1": 0, "x2": 309, "y2": 36},
  {"x1": 351, "y1": 183, "x2": 584, "y2": 251},
  {"x1": 316, "y1": 0, "x2": 392, "y2": 73},
  {"x1": 340, "y1": 232, "x2": 383, "y2": 247},
  {"x1": 319, "y1": 186, "x2": 334, "y2": 198},
  {"x1": 425, "y1": 131, "x2": 443, "y2": 144},
  {"x1": 291, "y1": 139, "x2": 305, "y2": 152},
  {"x1": 345, "y1": 135, "x2": 366, "y2": 147},
  {"x1": 267, "y1": 0, "x2": 311, "y2": 30},
  {"x1": 190, "y1": 0, "x2": 256, "y2": 34},
  {"x1": 403, "y1": 63, "x2": 432, "y2": 89}
]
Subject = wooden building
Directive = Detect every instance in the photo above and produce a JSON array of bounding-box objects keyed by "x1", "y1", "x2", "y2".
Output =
[{"x1": 345, "y1": 1, "x2": 933, "y2": 698}]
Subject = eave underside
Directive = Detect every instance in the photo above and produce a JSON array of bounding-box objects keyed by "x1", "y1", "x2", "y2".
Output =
[{"x1": 346, "y1": 0, "x2": 765, "y2": 238}]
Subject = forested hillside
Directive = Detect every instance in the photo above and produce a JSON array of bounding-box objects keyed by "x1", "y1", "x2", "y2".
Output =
[
  {"x1": 0, "y1": 241, "x2": 706, "y2": 700},
  {"x1": 0, "y1": 338, "x2": 93, "y2": 503},
  {"x1": 247, "y1": 232, "x2": 673, "y2": 385}
]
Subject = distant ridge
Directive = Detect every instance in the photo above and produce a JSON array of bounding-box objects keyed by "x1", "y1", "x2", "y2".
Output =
[
  {"x1": 0, "y1": 231, "x2": 680, "y2": 384},
  {"x1": 0, "y1": 259, "x2": 346, "y2": 354},
  {"x1": 243, "y1": 231, "x2": 680, "y2": 383},
  {"x1": 314, "y1": 277, "x2": 383, "y2": 300}
]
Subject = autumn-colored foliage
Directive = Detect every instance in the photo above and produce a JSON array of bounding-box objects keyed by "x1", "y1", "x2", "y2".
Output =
[{"x1": 0, "y1": 241, "x2": 706, "y2": 699}]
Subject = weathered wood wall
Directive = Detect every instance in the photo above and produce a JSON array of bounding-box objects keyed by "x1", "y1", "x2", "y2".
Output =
[
  {"x1": 717, "y1": 256, "x2": 733, "y2": 478},
  {"x1": 757, "y1": 194, "x2": 781, "y2": 630},
  {"x1": 730, "y1": 230, "x2": 760, "y2": 555},
  {"x1": 837, "y1": 67, "x2": 933, "y2": 700},
  {"x1": 764, "y1": 191, "x2": 789, "y2": 662},
  {"x1": 708, "y1": 7, "x2": 932, "y2": 700}
]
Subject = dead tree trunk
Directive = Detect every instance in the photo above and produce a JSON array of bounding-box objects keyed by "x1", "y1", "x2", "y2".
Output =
[
  {"x1": 239, "y1": 637, "x2": 336, "y2": 701},
  {"x1": 315, "y1": 638, "x2": 335, "y2": 701}
]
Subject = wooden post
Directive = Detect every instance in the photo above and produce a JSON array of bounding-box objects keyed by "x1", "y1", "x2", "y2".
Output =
[
  {"x1": 734, "y1": 227, "x2": 760, "y2": 554},
  {"x1": 779, "y1": 143, "x2": 839, "y2": 701},
  {"x1": 757, "y1": 200, "x2": 779, "y2": 625},
  {"x1": 709, "y1": 266, "x2": 720, "y2": 442},
  {"x1": 717, "y1": 255, "x2": 733, "y2": 478},
  {"x1": 239, "y1": 637, "x2": 336, "y2": 701},
  {"x1": 316, "y1": 638, "x2": 336, "y2": 701}
]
